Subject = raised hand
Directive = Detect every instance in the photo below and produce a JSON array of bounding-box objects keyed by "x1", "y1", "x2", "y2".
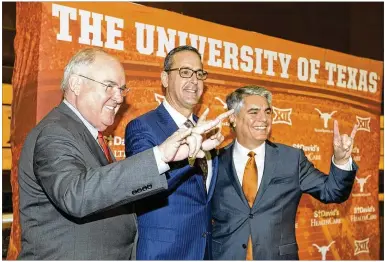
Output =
[
  {"x1": 158, "y1": 128, "x2": 194, "y2": 162},
  {"x1": 201, "y1": 122, "x2": 225, "y2": 151},
  {"x1": 192, "y1": 108, "x2": 234, "y2": 136},
  {"x1": 159, "y1": 108, "x2": 234, "y2": 163},
  {"x1": 333, "y1": 120, "x2": 358, "y2": 165},
  {"x1": 193, "y1": 108, "x2": 233, "y2": 151},
  {"x1": 185, "y1": 108, "x2": 234, "y2": 165}
]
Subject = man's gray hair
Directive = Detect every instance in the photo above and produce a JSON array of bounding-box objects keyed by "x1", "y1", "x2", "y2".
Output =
[
  {"x1": 226, "y1": 85, "x2": 272, "y2": 114},
  {"x1": 60, "y1": 48, "x2": 108, "y2": 92}
]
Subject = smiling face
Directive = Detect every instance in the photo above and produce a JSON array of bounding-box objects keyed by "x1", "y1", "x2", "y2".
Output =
[
  {"x1": 231, "y1": 95, "x2": 272, "y2": 149},
  {"x1": 162, "y1": 50, "x2": 204, "y2": 117},
  {"x1": 72, "y1": 53, "x2": 126, "y2": 131}
]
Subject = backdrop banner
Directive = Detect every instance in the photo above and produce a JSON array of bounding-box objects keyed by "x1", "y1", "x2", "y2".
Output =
[{"x1": 8, "y1": 2, "x2": 383, "y2": 260}]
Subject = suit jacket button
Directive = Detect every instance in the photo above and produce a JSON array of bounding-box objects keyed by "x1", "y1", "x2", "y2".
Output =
[
  {"x1": 202, "y1": 232, "x2": 207, "y2": 238},
  {"x1": 249, "y1": 214, "x2": 253, "y2": 219},
  {"x1": 242, "y1": 244, "x2": 247, "y2": 249}
]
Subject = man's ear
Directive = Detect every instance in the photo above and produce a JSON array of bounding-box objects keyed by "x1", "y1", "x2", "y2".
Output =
[
  {"x1": 229, "y1": 113, "x2": 236, "y2": 128},
  {"x1": 161, "y1": 71, "x2": 169, "y2": 88},
  {"x1": 68, "y1": 75, "x2": 81, "y2": 96}
]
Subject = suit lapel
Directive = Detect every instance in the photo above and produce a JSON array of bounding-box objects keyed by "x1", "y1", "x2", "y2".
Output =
[
  {"x1": 82, "y1": 131, "x2": 110, "y2": 166},
  {"x1": 252, "y1": 140, "x2": 279, "y2": 208},
  {"x1": 192, "y1": 113, "x2": 210, "y2": 197},
  {"x1": 155, "y1": 104, "x2": 179, "y2": 138},
  {"x1": 222, "y1": 143, "x2": 249, "y2": 207},
  {"x1": 155, "y1": 104, "x2": 208, "y2": 198},
  {"x1": 192, "y1": 113, "x2": 209, "y2": 198},
  {"x1": 207, "y1": 155, "x2": 218, "y2": 201},
  {"x1": 192, "y1": 114, "x2": 198, "y2": 124},
  {"x1": 57, "y1": 102, "x2": 109, "y2": 166}
]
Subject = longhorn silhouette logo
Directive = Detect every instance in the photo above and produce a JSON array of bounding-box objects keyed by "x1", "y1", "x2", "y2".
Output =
[
  {"x1": 312, "y1": 241, "x2": 335, "y2": 260},
  {"x1": 314, "y1": 108, "x2": 337, "y2": 128},
  {"x1": 154, "y1": 93, "x2": 165, "y2": 105},
  {"x1": 355, "y1": 175, "x2": 371, "y2": 193},
  {"x1": 214, "y1": 97, "x2": 228, "y2": 109}
]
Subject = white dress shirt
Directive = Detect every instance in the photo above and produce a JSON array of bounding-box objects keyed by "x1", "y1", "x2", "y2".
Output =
[
  {"x1": 63, "y1": 99, "x2": 170, "y2": 174},
  {"x1": 163, "y1": 99, "x2": 213, "y2": 192},
  {"x1": 232, "y1": 139, "x2": 352, "y2": 188}
]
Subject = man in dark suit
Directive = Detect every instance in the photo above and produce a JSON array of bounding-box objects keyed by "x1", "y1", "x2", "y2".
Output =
[
  {"x1": 211, "y1": 85, "x2": 358, "y2": 260},
  {"x1": 17, "y1": 48, "x2": 218, "y2": 260},
  {"x1": 125, "y1": 45, "x2": 232, "y2": 260}
]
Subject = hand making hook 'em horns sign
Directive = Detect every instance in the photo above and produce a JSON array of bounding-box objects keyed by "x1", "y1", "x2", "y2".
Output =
[
  {"x1": 158, "y1": 108, "x2": 234, "y2": 162},
  {"x1": 193, "y1": 108, "x2": 234, "y2": 151},
  {"x1": 333, "y1": 120, "x2": 358, "y2": 165},
  {"x1": 183, "y1": 108, "x2": 234, "y2": 163}
]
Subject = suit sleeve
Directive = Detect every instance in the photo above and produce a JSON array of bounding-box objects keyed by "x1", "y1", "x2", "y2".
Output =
[
  {"x1": 33, "y1": 124, "x2": 168, "y2": 219},
  {"x1": 125, "y1": 118, "x2": 159, "y2": 158},
  {"x1": 298, "y1": 149, "x2": 357, "y2": 203},
  {"x1": 125, "y1": 118, "x2": 190, "y2": 190}
]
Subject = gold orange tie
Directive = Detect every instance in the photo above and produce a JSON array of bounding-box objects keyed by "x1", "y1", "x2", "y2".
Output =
[
  {"x1": 97, "y1": 132, "x2": 113, "y2": 163},
  {"x1": 242, "y1": 151, "x2": 258, "y2": 260}
]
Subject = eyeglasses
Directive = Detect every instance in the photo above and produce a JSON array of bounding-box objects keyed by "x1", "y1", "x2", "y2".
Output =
[
  {"x1": 75, "y1": 74, "x2": 130, "y2": 97},
  {"x1": 166, "y1": 67, "x2": 208, "y2": 80}
]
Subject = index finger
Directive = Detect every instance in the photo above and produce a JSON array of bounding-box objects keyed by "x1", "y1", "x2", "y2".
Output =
[
  {"x1": 193, "y1": 109, "x2": 234, "y2": 134},
  {"x1": 350, "y1": 124, "x2": 358, "y2": 139},
  {"x1": 214, "y1": 109, "x2": 235, "y2": 123},
  {"x1": 193, "y1": 119, "x2": 220, "y2": 134},
  {"x1": 333, "y1": 120, "x2": 340, "y2": 139}
]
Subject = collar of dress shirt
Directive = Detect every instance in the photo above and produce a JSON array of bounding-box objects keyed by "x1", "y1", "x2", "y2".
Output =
[
  {"x1": 63, "y1": 99, "x2": 99, "y2": 140},
  {"x1": 234, "y1": 139, "x2": 266, "y2": 159},
  {"x1": 163, "y1": 99, "x2": 195, "y2": 128}
]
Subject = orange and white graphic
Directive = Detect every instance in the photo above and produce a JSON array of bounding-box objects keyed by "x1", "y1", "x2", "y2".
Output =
[
  {"x1": 354, "y1": 238, "x2": 370, "y2": 255},
  {"x1": 272, "y1": 106, "x2": 292, "y2": 125},
  {"x1": 214, "y1": 97, "x2": 228, "y2": 109},
  {"x1": 312, "y1": 241, "x2": 335, "y2": 260},
  {"x1": 356, "y1": 116, "x2": 371, "y2": 132},
  {"x1": 355, "y1": 175, "x2": 371, "y2": 193},
  {"x1": 154, "y1": 93, "x2": 165, "y2": 105},
  {"x1": 314, "y1": 108, "x2": 336, "y2": 128},
  {"x1": 7, "y1": 1, "x2": 382, "y2": 260}
]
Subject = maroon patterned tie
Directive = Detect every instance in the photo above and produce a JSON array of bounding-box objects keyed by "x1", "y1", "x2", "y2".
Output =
[{"x1": 97, "y1": 132, "x2": 113, "y2": 163}]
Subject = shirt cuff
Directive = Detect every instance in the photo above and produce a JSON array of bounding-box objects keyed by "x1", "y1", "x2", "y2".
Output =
[
  {"x1": 153, "y1": 146, "x2": 170, "y2": 174},
  {"x1": 332, "y1": 155, "x2": 353, "y2": 171}
]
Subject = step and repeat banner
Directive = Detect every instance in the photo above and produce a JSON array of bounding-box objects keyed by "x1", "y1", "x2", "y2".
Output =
[{"x1": 8, "y1": 2, "x2": 383, "y2": 260}]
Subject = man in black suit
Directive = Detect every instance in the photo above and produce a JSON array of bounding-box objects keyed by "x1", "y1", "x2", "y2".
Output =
[
  {"x1": 211, "y1": 85, "x2": 358, "y2": 260},
  {"x1": 17, "y1": 48, "x2": 224, "y2": 260}
]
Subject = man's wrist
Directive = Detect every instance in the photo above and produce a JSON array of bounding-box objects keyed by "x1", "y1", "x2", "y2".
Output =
[
  {"x1": 332, "y1": 155, "x2": 353, "y2": 171},
  {"x1": 153, "y1": 146, "x2": 170, "y2": 174},
  {"x1": 334, "y1": 158, "x2": 349, "y2": 165}
]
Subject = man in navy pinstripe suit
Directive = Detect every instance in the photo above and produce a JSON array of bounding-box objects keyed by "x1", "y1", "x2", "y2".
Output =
[{"x1": 125, "y1": 45, "x2": 231, "y2": 260}]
